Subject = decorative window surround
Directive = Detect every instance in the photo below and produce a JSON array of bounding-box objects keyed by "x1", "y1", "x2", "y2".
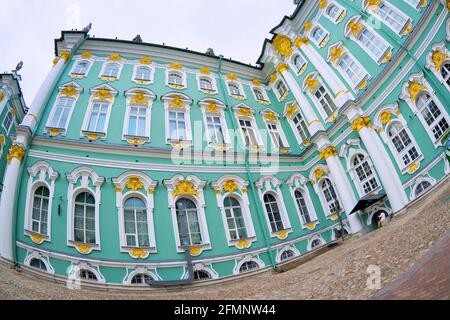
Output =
[
  {"x1": 112, "y1": 171, "x2": 158, "y2": 259},
  {"x1": 286, "y1": 173, "x2": 319, "y2": 230},
  {"x1": 307, "y1": 234, "x2": 326, "y2": 251},
  {"x1": 66, "y1": 167, "x2": 105, "y2": 255},
  {"x1": 308, "y1": 23, "x2": 331, "y2": 48},
  {"x1": 363, "y1": 201, "x2": 392, "y2": 227},
  {"x1": 211, "y1": 175, "x2": 256, "y2": 249},
  {"x1": 70, "y1": 59, "x2": 93, "y2": 79},
  {"x1": 324, "y1": 1, "x2": 347, "y2": 24},
  {"x1": 233, "y1": 104, "x2": 264, "y2": 151},
  {"x1": 81, "y1": 84, "x2": 118, "y2": 141},
  {"x1": 251, "y1": 83, "x2": 271, "y2": 106},
  {"x1": 283, "y1": 101, "x2": 312, "y2": 146},
  {"x1": 99, "y1": 59, "x2": 124, "y2": 81},
  {"x1": 198, "y1": 98, "x2": 231, "y2": 151},
  {"x1": 67, "y1": 262, "x2": 106, "y2": 284},
  {"x1": 276, "y1": 245, "x2": 300, "y2": 264},
  {"x1": 2, "y1": 108, "x2": 15, "y2": 135},
  {"x1": 226, "y1": 80, "x2": 246, "y2": 100},
  {"x1": 132, "y1": 64, "x2": 155, "y2": 85},
  {"x1": 261, "y1": 108, "x2": 290, "y2": 153},
  {"x1": 255, "y1": 175, "x2": 292, "y2": 239},
  {"x1": 24, "y1": 161, "x2": 59, "y2": 245},
  {"x1": 425, "y1": 42, "x2": 450, "y2": 92},
  {"x1": 362, "y1": 0, "x2": 413, "y2": 36},
  {"x1": 404, "y1": 0, "x2": 428, "y2": 11},
  {"x1": 24, "y1": 251, "x2": 55, "y2": 274},
  {"x1": 123, "y1": 267, "x2": 161, "y2": 285},
  {"x1": 161, "y1": 93, "x2": 193, "y2": 149},
  {"x1": 327, "y1": 42, "x2": 371, "y2": 93},
  {"x1": 410, "y1": 175, "x2": 436, "y2": 200},
  {"x1": 166, "y1": 65, "x2": 187, "y2": 90},
  {"x1": 196, "y1": 74, "x2": 218, "y2": 95},
  {"x1": 0, "y1": 134, "x2": 5, "y2": 159},
  {"x1": 45, "y1": 81, "x2": 83, "y2": 137},
  {"x1": 400, "y1": 72, "x2": 450, "y2": 146},
  {"x1": 163, "y1": 175, "x2": 210, "y2": 255},
  {"x1": 233, "y1": 255, "x2": 265, "y2": 275},
  {"x1": 302, "y1": 72, "x2": 338, "y2": 123},
  {"x1": 273, "y1": 79, "x2": 289, "y2": 102},
  {"x1": 344, "y1": 16, "x2": 393, "y2": 64},
  {"x1": 289, "y1": 50, "x2": 308, "y2": 76},
  {"x1": 122, "y1": 88, "x2": 156, "y2": 146},
  {"x1": 182, "y1": 263, "x2": 219, "y2": 280},
  {"x1": 374, "y1": 103, "x2": 424, "y2": 174}
]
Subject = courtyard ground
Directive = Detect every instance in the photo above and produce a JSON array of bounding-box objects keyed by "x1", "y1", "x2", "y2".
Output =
[{"x1": 0, "y1": 179, "x2": 449, "y2": 300}]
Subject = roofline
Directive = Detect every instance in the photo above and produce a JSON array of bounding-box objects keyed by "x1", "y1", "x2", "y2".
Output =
[{"x1": 0, "y1": 72, "x2": 27, "y2": 113}]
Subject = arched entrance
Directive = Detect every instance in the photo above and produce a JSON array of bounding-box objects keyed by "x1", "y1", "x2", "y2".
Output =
[{"x1": 371, "y1": 210, "x2": 388, "y2": 230}]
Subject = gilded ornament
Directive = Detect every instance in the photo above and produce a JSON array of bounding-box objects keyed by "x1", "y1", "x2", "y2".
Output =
[
  {"x1": 131, "y1": 91, "x2": 148, "y2": 104},
  {"x1": 348, "y1": 20, "x2": 364, "y2": 37},
  {"x1": 236, "y1": 239, "x2": 251, "y2": 250},
  {"x1": 215, "y1": 189, "x2": 222, "y2": 195},
  {"x1": 170, "y1": 62, "x2": 183, "y2": 70},
  {"x1": 402, "y1": 21, "x2": 413, "y2": 36},
  {"x1": 93, "y1": 89, "x2": 113, "y2": 100},
  {"x1": 264, "y1": 112, "x2": 278, "y2": 122},
  {"x1": 60, "y1": 51, "x2": 71, "y2": 63},
  {"x1": 294, "y1": 37, "x2": 309, "y2": 48},
  {"x1": 304, "y1": 21, "x2": 313, "y2": 32},
  {"x1": 285, "y1": 104, "x2": 298, "y2": 119},
  {"x1": 277, "y1": 230, "x2": 288, "y2": 240},
  {"x1": 305, "y1": 75, "x2": 319, "y2": 93},
  {"x1": 0, "y1": 135, "x2": 4, "y2": 145},
  {"x1": 81, "y1": 51, "x2": 93, "y2": 59},
  {"x1": 431, "y1": 50, "x2": 449, "y2": 72},
  {"x1": 76, "y1": 244, "x2": 92, "y2": 254},
  {"x1": 115, "y1": 186, "x2": 122, "y2": 193},
  {"x1": 236, "y1": 108, "x2": 253, "y2": 118},
  {"x1": 108, "y1": 53, "x2": 122, "y2": 61},
  {"x1": 170, "y1": 96, "x2": 184, "y2": 108},
  {"x1": 6, "y1": 145, "x2": 26, "y2": 164},
  {"x1": 408, "y1": 162, "x2": 420, "y2": 174},
  {"x1": 366, "y1": 0, "x2": 381, "y2": 7},
  {"x1": 252, "y1": 79, "x2": 261, "y2": 86},
  {"x1": 173, "y1": 180, "x2": 199, "y2": 198},
  {"x1": 31, "y1": 234, "x2": 45, "y2": 245},
  {"x1": 87, "y1": 133, "x2": 100, "y2": 141},
  {"x1": 0, "y1": 91, "x2": 4, "y2": 102},
  {"x1": 60, "y1": 85, "x2": 78, "y2": 97},
  {"x1": 358, "y1": 79, "x2": 368, "y2": 90},
  {"x1": 380, "y1": 111, "x2": 392, "y2": 125},
  {"x1": 408, "y1": 81, "x2": 427, "y2": 102},
  {"x1": 319, "y1": 34, "x2": 330, "y2": 48},
  {"x1": 382, "y1": 50, "x2": 393, "y2": 64},
  {"x1": 269, "y1": 73, "x2": 278, "y2": 83},
  {"x1": 330, "y1": 213, "x2": 339, "y2": 221},
  {"x1": 223, "y1": 179, "x2": 239, "y2": 193},
  {"x1": 303, "y1": 139, "x2": 311, "y2": 146},
  {"x1": 351, "y1": 116, "x2": 372, "y2": 132},
  {"x1": 140, "y1": 56, "x2": 152, "y2": 65},
  {"x1": 314, "y1": 168, "x2": 325, "y2": 180},
  {"x1": 306, "y1": 222, "x2": 317, "y2": 231},
  {"x1": 276, "y1": 63, "x2": 288, "y2": 74},
  {"x1": 130, "y1": 248, "x2": 148, "y2": 259},
  {"x1": 330, "y1": 46, "x2": 346, "y2": 64},
  {"x1": 319, "y1": 0, "x2": 328, "y2": 9},
  {"x1": 241, "y1": 188, "x2": 248, "y2": 193},
  {"x1": 319, "y1": 146, "x2": 337, "y2": 160},
  {"x1": 126, "y1": 177, "x2": 144, "y2": 191},
  {"x1": 49, "y1": 128, "x2": 61, "y2": 137},
  {"x1": 227, "y1": 73, "x2": 237, "y2": 81},
  {"x1": 189, "y1": 246, "x2": 203, "y2": 256},
  {"x1": 273, "y1": 34, "x2": 293, "y2": 57},
  {"x1": 200, "y1": 66, "x2": 210, "y2": 75},
  {"x1": 206, "y1": 102, "x2": 219, "y2": 113},
  {"x1": 420, "y1": 0, "x2": 427, "y2": 7},
  {"x1": 147, "y1": 188, "x2": 155, "y2": 194}
]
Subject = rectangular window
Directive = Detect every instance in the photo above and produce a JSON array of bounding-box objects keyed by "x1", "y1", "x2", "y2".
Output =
[
  {"x1": 127, "y1": 106, "x2": 147, "y2": 137},
  {"x1": 292, "y1": 113, "x2": 310, "y2": 142},
  {"x1": 87, "y1": 102, "x2": 109, "y2": 133},
  {"x1": 2, "y1": 110, "x2": 14, "y2": 133},
  {"x1": 169, "y1": 111, "x2": 187, "y2": 141},
  {"x1": 314, "y1": 86, "x2": 336, "y2": 117},
  {"x1": 338, "y1": 54, "x2": 366, "y2": 87},
  {"x1": 358, "y1": 29, "x2": 388, "y2": 61},
  {"x1": 49, "y1": 97, "x2": 74, "y2": 129},
  {"x1": 239, "y1": 119, "x2": 258, "y2": 147},
  {"x1": 267, "y1": 123, "x2": 286, "y2": 148},
  {"x1": 206, "y1": 115, "x2": 225, "y2": 144},
  {"x1": 377, "y1": 3, "x2": 407, "y2": 33}
]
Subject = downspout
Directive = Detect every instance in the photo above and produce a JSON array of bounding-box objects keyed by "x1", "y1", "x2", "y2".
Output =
[{"x1": 216, "y1": 55, "x2": 277, "y2": 269}]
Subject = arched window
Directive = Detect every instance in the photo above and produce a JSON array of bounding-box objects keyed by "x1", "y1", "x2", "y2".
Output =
[
  {"x1": 321, "y1": 179, "x2": 339, "y2": 215},
  {"x1": 352, "y1": 154, "x2": 379, "y2": 195},
  {"x1": 31, "y1": 186, "x2": 50, "y2": 235},
  {"x1": 199, "y1": 78, "x2": 213, "y2": 91},
  {"x1": 311, "y1": 26, "x2": 327, "y2": 44},
  {"x1": 239, "y1": 261, "x2": 259, "y2": 273},
  {"x1": 280, "y1": 250, "x2": 295, "y2": 262},
  {"x1": 135, "y1": 67, "x2": 152, "y2": 81},
  {"x1": 30, "y1": 258, "x2": 47, "y2": 271},
  {"x1": 263, "y1": 193, "x2": 284, "y2": 233},
  {"x1": 387, "y1": 122, "x2": 420, "y2": 167},
  {"x1": 441, "y1": 63, "x2": 450, "y2": 86},
  {"x1": 224, "y1": 197, "x2": 248, "y2": 241},
  {"x1": 294, "y1": 190, "x2": 312, "y2": 224},
  {"x1": 175, "y1": 198, "x2": 203, "y2": 247},
  {"x1": 168, "y1": 73, "x2": 183, "y2": 86},
  {"x1": 326, "y1": 4, "x2": 342, "y2": 21},
  {"x1": 229, "y1": 83, "x2": 241, "y2": 96},
  {"x1": 276, "y1": 81, "x2": 288, "y2": 98},
  {"x1": 193, "y1": 270, "x2": 212, "y2": 281},
  {"x1": 74, "y1": 192, "x2": 96, "y2": 244},
  {"x1": 124, "y1": 198, "x2": 149, "y2": 248},
  {"x1": 357, "y1": 28, "x2": 389, "y2": 61},
  {"x1": 338, "y1": 54, "x2": 366, "y2": 88},
  {"x1": 311, "y1": 239, "x2": 322, "y2": 249},
  {"x1": 313, "y1": 85, "x2": 336, "y2": 117},
  {"x1": 78, "y1": 269, "x2": 98, "y2": 282},
  {"x1": 49, "y1": 97, "x2": 75, "y2": 129},
  {"x1": 292, "y1": 112, "x2": 310, "y2": 142},
  {"x1": 253, "y1": 88, "x2": 265, "y2": 101},
  {"x1": 72, "y1": 61, "x2": 90, "y2": 75},
  {"x1": 131, "y1": 273, "x2": 153, "y2": 285},
  {"x1": 415, "y1": 92, "x2": 449, "y2": 141},
  {"x1": 102, "y1": 62, "x2": 120, "y2": 78},
  {"x1": 415, "y1": 181, "x2": 432, "y2": 197},
  {"x1": 376, "y1": 2, "x2": 408, "y2": 34},
  {"x1": 293, "y1": 54, "x2": 306, "y2": 73}
]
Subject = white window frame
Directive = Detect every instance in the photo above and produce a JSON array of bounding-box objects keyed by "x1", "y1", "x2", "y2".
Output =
[
  {"x1": 162, "y1": 94, "x2": 193, "y2": 146},
  {"x1": 122, "y1": 89, "x2": 156, "y2": 143},
  {"x1": 198, "y1": 99, "x2": 231, "y2": 148},
  {"x1": 67, "y1": 263, "x2": 106, "y2": 284},
  {"x1": 99, "y1": 61, "x2": 123, "y2": 80},
  {"x1": 132, "y1": 64, "x2": 155, "y2": 84},
  {"x1": 324, "y1": 1, "x2": 346, "y2": 23},
  {"x1": 273, "y1": 79, "x2": 289, "y2": 102},
  {"x1": 309, "y1": 23, "x2": 330, "y2": 48},
  {"x1": 410, "y1": 176, "x2": 436, "y2": 200},
  {"x1": 251, "y1": 85, "x2": 270, "y2": 105},
  {"x1": 166, "y1": 69, "x2": 187, "y2": 89},
  {"x1": 2, "y1": 108, "x2": 15, "y2": 134},
  {"x1": 363, "y1": 0, "x2": 411, "y2": 36},
  {"x1": 289, "y1": 51, "x2": 308, "y2": 76},
  {"x1": 425, "y1": 43, "x2": 450, "y2": 93},
  {"x1": 226, "y1": 80, "x2": 246, "y2": 100},
  {"x1": 70, "y1": 59, "x2": 93, "y2": 78},
  {"x1": 233, "y1": 256, "x2": 265, "y2": 275},
  {"x1": 284, "y1": 102, "x2": 311, "y2": 146},
  {"x1": 234, "y1": 105, "x2": 264, "y2": 150},
  {"x1": 24, "y1": 252, "x2": 55, "y2": 274},
  {"x1": 196, "y1": 75, "x2": 218, "y2": 94},
  {"x1": 404, "y1": 0, "x2": 426, "y2": 10},
  {"x1": 261, "y1": 110, "x2": 290, "y2": 152},
  {"x1": 347, "y1": 150, "x2": 382, "y2": 197},
  {"x1": 286, "y1": 173, "x2": 318, "y2": 229},
  {"x1": 303, "y1": 73, "x2": 337, "y2": 121}
]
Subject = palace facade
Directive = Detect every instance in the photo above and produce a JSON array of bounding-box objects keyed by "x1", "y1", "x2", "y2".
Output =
[{"x1": 0, "y1": 0, "x2": 449, "y2": 287}]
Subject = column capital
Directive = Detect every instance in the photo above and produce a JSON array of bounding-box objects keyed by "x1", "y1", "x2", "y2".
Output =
[
  {"x1": 294, "y1": 37, "x2": 309, "y2": 48},
  {"x1": 53, "y1": 50, "x2": 71, "y2": 65},
  {"x1": 6, "y1": 144, "x2": 26, "y2": 164},
  {"x1": 319, "y1": 146, "x2": 337, "y2": 160},
  {"x1": 351, "y1": 116, "x2": 372, "y2": 132},
  {"x1": 276, "y1": 63, "x2": 289, "y2": 74}
]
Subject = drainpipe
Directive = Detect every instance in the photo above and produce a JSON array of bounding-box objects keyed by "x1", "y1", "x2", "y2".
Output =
[{"x1": 216, "y1": 55, "x2": 277, "y2": 269}]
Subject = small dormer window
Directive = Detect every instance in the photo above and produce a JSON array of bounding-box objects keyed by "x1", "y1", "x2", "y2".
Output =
[
  {"x1": 135, "y1": 66, "x2": 152, "y2": 81},
  {"x1": 200, "y1": 78, "x2": 213, "y2": 91},
  {"x1": 229, "y1": 83, "x2": 241, "y2": 96},
  {"x1": 311, "y1": 26, "x2": 327, "y2": 44},
  {"x1": 254, "y1": 88, "x2": 265, "y2": 101},
  {"x1": 168, "y1": 73, "x2": 183, "y2": 86},
  {"x1": 103, "y1": 62, "x2": 120, "y2": 78},
  {"x1": 72, "y1": 61, "x2": 90, "y2": 75},
  {"x1": 327, "y1": 4, "x2": 341, "y2": 20}
]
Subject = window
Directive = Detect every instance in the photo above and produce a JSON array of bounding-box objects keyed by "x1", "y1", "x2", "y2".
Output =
[
  {"x1": 48, "y1": 97, "x2": 75, "y2": 129},
  {"x1": 87, "y1": 101, "x2": 109, "y2": 133},
  {"x1": 311, "y1": 239, "x2": 322, "y2": 249},
  {"x1": 78, "y1": 269, "x2": 98, "y2": 282},
  {"x1": 168, "y1": 73, "x2": 183, "y2": 86},
  {"x1": 206, "y1": 115, "x2": 225, "y2": 144},
  {"x1": 30, "y1": 258, "x2": 47, "y2": 271},
  {"x1": 224, "y1": 197, "x2": 248, "y2": 241},
  {"x1": 131, "y1": 273, "x2": 153, "y2": 285},
  {"x1": 321, "y1": 179, "x2": 339, "y2": 215},
  {"x1": 375, "y1": 2, "x2": 408, "y2": 33},
  {"x1": 229, "y1": 83, "x2": 241, "y2": 96},
  {"x1": 441, "y1": 63, "x2": 450, "y2": 87},
  {"x1": 293, "y1": 54, "x2": 307, "y2": 73},
  {"x1": 338, "y1": 54, "x2": 367, "y2": 88},
  {"x1": 253, "y1": 88, "x2": 265, "y2": 101},
  {"x1": 280, "y1": 250, "x2": 295, "y2": 262},
  {"x1": 124, "y1": 198, "x2": 149, "y2": 248},
  {"x1": 292, "y1": 112, "x2": 311, "y2": 143},
  {"x1": 387, "y1": 122, "x2": 420, "y2": 167},
  {"x1": 199, "y1": 78, "x2": 213, "y2": 91},
  {"x1": 175, "y1": 198, "x2": 203, "y2": 247},
  {"x1": 415, "y1": 181, "x2": 432, "y2": 197},
  {"x1": 193, "y1": 270, "x2": 212, "y2": 281},
  {"x1": 169, "y1": 111, "x2": 187, "y2": 141},
  {"x1": 135, "y1": 67, "x2": 152, "y2": 81},
  {"x1": 2, "y1": 110, "x2": 14, "y2": 133},
  {"x1": 405, "y1": 0, "x2": 422, "y2": 9},
  {"x1": 326, "y1": 3, "x2": 342, "y2": 21},
  {"x1": 276, "y1": 81, "x2": 288, "y2": 98},
  {"x1": 415, "y1": 93, "x2": 449, "y2": 141},
  {"x1": 314, "y1": 85, "x2": 336, "y2": 117},
  {"x1": 267, "y1": 122, "x2": 287, "y2": 149},
  {"x1": 102, "y1": 62, "x2": 120, "y2": 78},
  {"x1": 72, "y1": 61, "x2": 90, "y2": 75},
  {"x1": 126, "y1": 106, "x2": 147, "y2": 137},
  {"x1": 357, "y1": 28, "x2": 389, "y2": 61},
  {"x1": 353, "y1": 154, "x2": 379, "y2": 195},
  {"x1": 264, "y1": 193, "x2": 285, "y2": 233},
  {"x1": 311, "y1": 26, "x2": 327, "y2": 44},
  {"x1": 74, "y1": 192, "x2": 96, "y2": 244},
  {"x1": 239, "y1": 261, "x2": 259, "y2": 273},
  {"x1": 31, "y1": 186, "x2": 50, "y2": 236},
  {"x1": 239, "y1": 119, "x2": 258, "y2": 147},
  {"x1": 294, "y1": 190, "x2": 312, "y2": 224}
]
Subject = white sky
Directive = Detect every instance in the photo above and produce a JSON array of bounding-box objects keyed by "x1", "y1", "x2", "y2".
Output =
[{"x1": 0, "y1": 0, "x2": 296, "y2": 105}]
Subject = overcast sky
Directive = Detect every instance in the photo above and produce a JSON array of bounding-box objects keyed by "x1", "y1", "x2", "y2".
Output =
[{"x1": 1, "y1": 0, "x2": 296, "y2": 106}]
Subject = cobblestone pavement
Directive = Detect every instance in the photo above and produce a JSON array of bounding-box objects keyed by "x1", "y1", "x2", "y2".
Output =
[{"x1": 0, "y1": 181, "x2": 449, "y2": 300}]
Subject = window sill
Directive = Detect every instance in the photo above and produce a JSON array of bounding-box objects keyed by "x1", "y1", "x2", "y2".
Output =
[
  {"x1": 25, "y1": 230, "x2": 49, "y2": 245},
  {"x1": 46, "y1": 127, "x2": 66, "y2": 137},
  {"x1": 69, "y1": 241, "x2": 99, "y2": 255},
  {"x1": 271, "y1": 229, "x2": 292, "y2": 240},
  {"x1": 167, "y1": 84, "x2": 186, "y2": 90},
  {"x1": 208, "y1": 143, "x2": 231, "y2": 152},
  {"x1": 70, "y1": 73, "x2": 86, "y2": 79},
  {"x1": 200, "y1": 89, "x2": 218, "y2": 95},
  {"x1": 231, "y1": 94, "x2": 246, "y2": 101},
  {"x1": 81, "y1": 130, "x2": 106, "y2": 141},
  {"x1": 100, "y1": 76, "x2": 118, "y2": 81},
  {"x1": 134, "y1": 79, "x2": 152, "y2": 85},
  {"x1": 257, "y1": 99, "x2": 271, "y2": 106},
  {"x1": 124, "y1": 135, "x2": 150, "y2": 146},
  {"x1": 229, "y1": 237, "x2": 256, "y2": 250},
  {"x1": 167, "y1": 139, "x2": 192, "y2": 149}
]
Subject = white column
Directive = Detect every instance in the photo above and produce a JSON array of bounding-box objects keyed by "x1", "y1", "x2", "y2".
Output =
[
  {"x1": 299, "y1": 43, "x2": 354, "y2": 107},
  {"x1": 278, "y1": 65, "x2": 324, "y2": 135},
  {"x1": 321, "y1": 147, "x2": 364, "y2": 233},
  {"x1": 354, "y1": 118, "x2": 408, "y2": 212}
]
